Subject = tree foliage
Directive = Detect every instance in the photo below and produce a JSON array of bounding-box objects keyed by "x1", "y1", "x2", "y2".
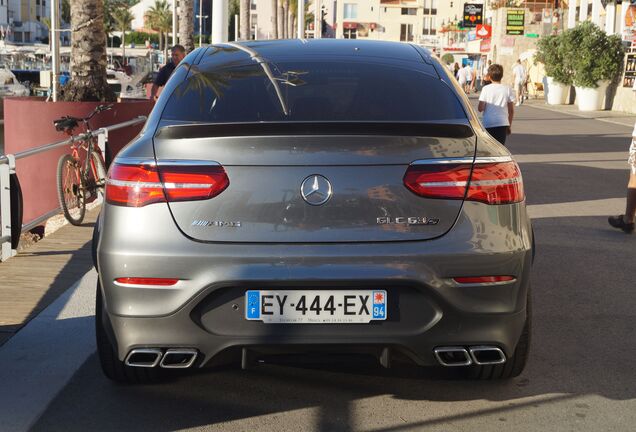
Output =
[
  {"x1": 562, "y1": 22, "x2": 625, "y2": 88},
  {"x1": 535, "y1": 34, "x2": 572, "y2": 86}
]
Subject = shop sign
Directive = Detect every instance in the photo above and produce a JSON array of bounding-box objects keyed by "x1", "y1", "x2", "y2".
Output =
[
  {"x1": 525, "y1": 33, "x2": 539, "y2": 38},
  {"x1": 476, "y1": 24, "x2": 491, "y2": 39},
  {"x1": 463, "y1": 4, "x2": 484, "y2": 28},
  {"x1": 506, "y1": 9, "x2": 525, "y2": 35},
  {"x1": 480, "y1": 38, "x2": 491, "y2": 53},
  {"x1": 624, "y1": 53, "x2": 636, "y2": 88}
]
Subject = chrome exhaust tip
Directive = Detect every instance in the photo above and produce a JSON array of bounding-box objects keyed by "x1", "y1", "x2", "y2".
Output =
[
  {"x1": 159, "y1": 348, "x2": 198, "y2": 369},
  {"x1": 469, "y1": 346, "x2": 506, "y2": 365},
  {"x1": 433, "y1": 346, "x2": 472, "y2": 367},
  {"x1": 125, "y1": 348, "x2": 162, "y2": 368}
]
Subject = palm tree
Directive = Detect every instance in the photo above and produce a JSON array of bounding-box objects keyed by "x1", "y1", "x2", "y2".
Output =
[
  {"x1": 41, "y1": 17, "x2": 52, "y2": 49},
  {"x1": 239, "y1": 0, "x2": 250, "y2": 40},
  {"x1": 157, "y1": 7, "x2": 172, "y2": 58},
  {"x1": 271, "y1": 0, "x2": 278, "y2": 38},
  {"x1": 62, "y1": 0, "x2": 115, "y2": 101},
  {"x1": 179, "y1": 0, "x2": 194, "y2": 52},
  {"x1": 146, "y1": 0, "x2": 171, "y2": 51},
  {"x1": 283, "y1": 0, "x2": 291, "y2": 39},
  {"x1": 287, "y1": 0, "x2": 295, "y2": 38},
  {"x1": 113, "y1": 8, "x2": 134, "y2": 64},
  {"x1": 277, "y1": 0, "x2": 284, "y2": 38}
]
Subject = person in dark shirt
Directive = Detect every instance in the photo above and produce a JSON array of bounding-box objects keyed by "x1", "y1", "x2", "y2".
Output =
[{"x1": 150, "y1": 45, "x2": 186, "y2": 100}]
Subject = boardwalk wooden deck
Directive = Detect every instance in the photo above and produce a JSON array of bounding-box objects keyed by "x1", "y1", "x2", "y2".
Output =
[{"x1": 0, "y1": 208, "x2": 99, "y2": 346}]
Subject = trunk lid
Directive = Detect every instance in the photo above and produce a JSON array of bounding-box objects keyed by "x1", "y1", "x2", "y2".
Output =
[{"x1": 153, "y1": 122, "x2": 475, "y2": 243}]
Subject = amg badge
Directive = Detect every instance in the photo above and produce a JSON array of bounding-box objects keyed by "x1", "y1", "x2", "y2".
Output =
[
  {"x1": 191, "y1": 220, "x2": 242, "y2": 228},
  {"x1": 377, "y1": 217, "x2": 440, "y2": 226}
]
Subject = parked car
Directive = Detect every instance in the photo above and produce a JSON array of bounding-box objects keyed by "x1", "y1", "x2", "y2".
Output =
[{"x1": 94, "y1": 39, "x2": 533, "y2": 383}]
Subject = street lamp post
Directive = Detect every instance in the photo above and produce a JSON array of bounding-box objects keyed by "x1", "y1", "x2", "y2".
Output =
[
  {"x1": 172, "y1": 0, "x2": 178, "y2": 45},
  {"x1": 51, "y1": 0, "x2": 60, "y2": 101}
]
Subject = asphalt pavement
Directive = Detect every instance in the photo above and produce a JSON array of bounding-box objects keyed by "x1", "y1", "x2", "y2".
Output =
[{"x1": 1, "y1": 101, "x2": 636, "y2": 432}]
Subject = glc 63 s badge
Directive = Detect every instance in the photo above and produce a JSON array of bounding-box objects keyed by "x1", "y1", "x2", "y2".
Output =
[{"x1": 377, "y1": 216, "x2": 440, "y2": 225}]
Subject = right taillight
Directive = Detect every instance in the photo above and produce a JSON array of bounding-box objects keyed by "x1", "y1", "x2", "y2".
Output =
[
  {"x1": 403, "y1": 160, "x2": 524, "y2": 205},
  {"x1": 106, "y1": 162, "x2": 229, "y2": 207}
]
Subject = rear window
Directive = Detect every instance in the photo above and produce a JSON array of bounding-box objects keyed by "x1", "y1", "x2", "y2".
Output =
[{"x1": 161, "y1": 61, "x2": 467, "y2": 123}]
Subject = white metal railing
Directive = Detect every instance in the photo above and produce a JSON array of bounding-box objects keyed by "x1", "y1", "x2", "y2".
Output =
[{"x1": 0, "y1": 115, "x2": 147, "y2": 262}]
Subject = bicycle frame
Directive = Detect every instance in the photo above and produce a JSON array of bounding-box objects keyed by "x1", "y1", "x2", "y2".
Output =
[{"x1": 67, "y1": 110, "x2": 107, "y2": 192}]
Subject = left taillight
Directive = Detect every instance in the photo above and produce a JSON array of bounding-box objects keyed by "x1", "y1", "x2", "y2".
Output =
[{"x1": 106, "y1": 162, "x2": 229, "y2": 207}]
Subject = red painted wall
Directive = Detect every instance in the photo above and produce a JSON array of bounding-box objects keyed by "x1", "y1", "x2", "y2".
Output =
[{"x1": 4, "y1": 97, "x2": 154, "y2": 227}]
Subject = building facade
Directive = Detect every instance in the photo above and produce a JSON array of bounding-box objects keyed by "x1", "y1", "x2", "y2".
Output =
[
  {"x1": 334, "y1": 0, "x2": 472, "y2": 49},
  {"x1": 0, "y1": 0, "x2": 50, "y2": 43}
]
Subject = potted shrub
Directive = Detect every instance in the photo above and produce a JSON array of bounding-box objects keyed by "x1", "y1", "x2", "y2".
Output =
[
  {"x1": 535, "y1": 34, "x2": 573, "y2": 105},
  {"x1": 563, "y1": 22, "x2": 625, "y2": 111}
]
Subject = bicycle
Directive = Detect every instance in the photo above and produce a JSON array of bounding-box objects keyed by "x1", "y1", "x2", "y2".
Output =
[{"x1": 54, "y1": 104, "x2": 112, "y2": 225}]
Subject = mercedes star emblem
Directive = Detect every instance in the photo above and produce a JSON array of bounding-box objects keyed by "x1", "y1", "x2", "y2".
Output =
[{"x1": 300, "y1": 174, "x2": 333, "y2": 206}]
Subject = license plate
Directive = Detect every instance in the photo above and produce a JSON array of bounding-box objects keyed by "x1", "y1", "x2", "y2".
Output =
[{"x1": 245, "y1": 290, "x2": 387, "y2": 324}]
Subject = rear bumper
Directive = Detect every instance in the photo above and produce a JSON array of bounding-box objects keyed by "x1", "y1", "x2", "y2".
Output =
[{"x1": 97, "y1": 201, "x2": 533, "y2": 366}]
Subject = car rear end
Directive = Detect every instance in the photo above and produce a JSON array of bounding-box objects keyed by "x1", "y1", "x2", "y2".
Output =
[{"x1": 96, "y1": 40, "x2": 532, "y2": 382}]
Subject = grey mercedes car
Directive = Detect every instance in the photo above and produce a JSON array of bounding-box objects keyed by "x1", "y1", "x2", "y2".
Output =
[{"x1": 94, "y1": 39, "x2": 532, "y2": 383}]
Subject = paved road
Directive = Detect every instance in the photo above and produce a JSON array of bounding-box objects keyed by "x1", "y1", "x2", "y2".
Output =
[{"x1": 1, "y1": 103, "x2": 636, "y2": 432}]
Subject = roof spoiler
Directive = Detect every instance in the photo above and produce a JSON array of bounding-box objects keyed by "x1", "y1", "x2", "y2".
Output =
[{"x1": 155, "y1": 122, "x2": 475, "y2": 140}]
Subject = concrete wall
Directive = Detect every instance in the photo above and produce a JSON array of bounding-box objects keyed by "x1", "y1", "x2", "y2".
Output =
[{"x1": 490, "y1": 7, "x2": 544, "y2": 87}]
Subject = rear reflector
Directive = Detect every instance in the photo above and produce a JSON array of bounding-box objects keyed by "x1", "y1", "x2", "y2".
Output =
[
  {"x1": 106, "y1": 162, "x2": 229, "y2": 207},
  {"x1": 404, "y1": 161, "x2": 524, "y2": 205},
  {"x1": 115, "y1": 277, "x2": 179, "y2": 286},
  {"x1": 453, "y1": 276, "x2": 516, "y2": 284}
]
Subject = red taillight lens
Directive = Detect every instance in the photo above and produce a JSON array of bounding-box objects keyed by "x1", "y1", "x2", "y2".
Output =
[
  {"x1": 403, "y1": 161, "x2": 524, "y2": 205},
  {"x1": 453, "y1": 276, "x2": 516, "y2": 284},
  {"x1": 159, "y1": 165, "x2": 229, "y2": 202},
  {"x1": 106, "y1": 164, "x2": 165, "y2": 207},
  {"x1": 466, "y1": 162, "x2": 524, "y2": 205},
  {"x1": 115, "y1": 277, "x2": 179, "y2": 286},
  {"x1": 106, "y1": 163, "x2": 229, "y2": 207},
  {"x1": 404, "y1": 163, "x2": 472, "y2": 200}
]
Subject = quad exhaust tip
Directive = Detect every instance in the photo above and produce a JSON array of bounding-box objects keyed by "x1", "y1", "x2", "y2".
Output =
[
  {"x1": 160, "y1": 349, "x2": 198, "y2": 369},
  {"x1": 434, "y1": 346, "x2": 506, "y2": 367},
  {"x1": 434, "y1": 347, "x2": 472, "y2": 367},
  {"x1": 125, "y1": 348, "x2": 198, "y2": 368},
  {"x1": 125, "y1": 348, "x2": 163, "y2": 368},
  {"x1": 469, "y1": 346, "x2": 506, "y2": 365}
]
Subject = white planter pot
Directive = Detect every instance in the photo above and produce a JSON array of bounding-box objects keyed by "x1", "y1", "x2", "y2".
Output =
[
  {"x1": 575, "y1": 81, "x2": 610, "y2": 111},
  {"x1": 545, "y1": 77, "x2": 569, "y2": 105}
]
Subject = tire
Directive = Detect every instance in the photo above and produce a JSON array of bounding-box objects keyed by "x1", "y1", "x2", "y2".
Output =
[
  {"x1": 57, "y1": 154, "x2": 85, "y2": 225},
  {"x1": 88, "y1": 150, "x2": 107, "y2": 199},
  {"x1": 9, "y1": 174, "x2": 23, "y2": 250},
  {"x1": 96, "y1": 282, "x2": 160, "y2": 384},
  {"x1": 461, "y1": 288, "x2": 531, "y2": 381},
  {"x1": 91, "y1": 214, "x2": 99, "y2": 271}
]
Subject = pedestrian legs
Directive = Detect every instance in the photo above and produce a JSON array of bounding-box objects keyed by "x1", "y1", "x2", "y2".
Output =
[
  {"x1": 625, "y1": 173, "x2": 636, "y2": 223},
  {"x1": 486, "y1": 126, "x2": 508, "y2": 146}
]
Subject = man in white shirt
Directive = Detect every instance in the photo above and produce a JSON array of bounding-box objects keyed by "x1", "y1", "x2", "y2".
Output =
[
  {"x1": 512, "y1": 59, "x2": 527, "y2": 106},
  {"x1": 608, "y1": 78, "x2": 636, "y2": 234},
  {"x1": 477, "y1": 63, "x2": 515, "y2": 145}
]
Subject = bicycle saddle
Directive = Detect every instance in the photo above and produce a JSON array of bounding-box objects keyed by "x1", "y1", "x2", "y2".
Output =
[{"x1": 53, "y1": 116, "x2": 80, "y2": 132}]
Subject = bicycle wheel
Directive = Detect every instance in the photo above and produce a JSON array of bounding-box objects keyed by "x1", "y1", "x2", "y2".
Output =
[
  {"x1": 89, "y1": 150, "x2": 107, "y2": 199},
  {"x1": 57, "y1": 154, "x2": 86, "y2": 225}
]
